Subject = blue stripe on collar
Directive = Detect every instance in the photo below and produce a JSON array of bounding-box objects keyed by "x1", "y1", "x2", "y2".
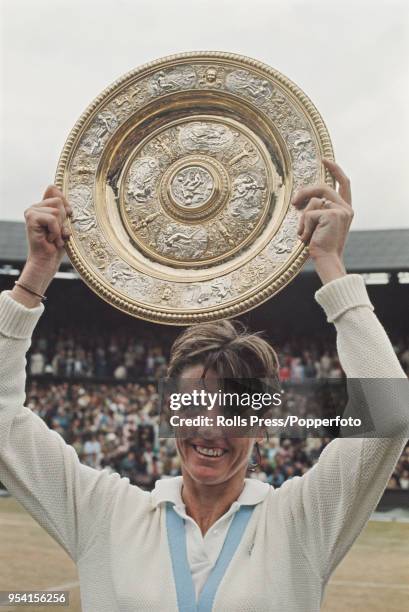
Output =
[{"x1": 166, "y1": 502, "x2": 255, "y2": 612}]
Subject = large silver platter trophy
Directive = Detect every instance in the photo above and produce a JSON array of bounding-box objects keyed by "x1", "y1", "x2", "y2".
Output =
[{"x1": 56, "y1": 52, "x2": 334, "y2": 324}]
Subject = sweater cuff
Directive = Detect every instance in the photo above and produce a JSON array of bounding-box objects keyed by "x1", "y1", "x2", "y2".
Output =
[
  {"x1": 0, "y1": 290, "x2": 44, "y2": 339},
  {"x1": 314, "y1": 274, "x2": 374, "y2": 323}
]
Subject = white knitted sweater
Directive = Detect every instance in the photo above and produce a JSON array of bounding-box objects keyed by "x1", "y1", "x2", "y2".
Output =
[{"x1": 0, "y1": 275, "x2": 407, "y2": 612}]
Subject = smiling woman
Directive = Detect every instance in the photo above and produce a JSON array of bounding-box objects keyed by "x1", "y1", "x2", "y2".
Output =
[{"x1": 0, "y1": 161, "x2": 408, "y2": 611}]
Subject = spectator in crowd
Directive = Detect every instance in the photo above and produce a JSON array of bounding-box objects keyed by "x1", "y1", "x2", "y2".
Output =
[
  {"x1": 83, "y1": 433, "x2": 102, "y2": 469},
  {"x1": 400, "y1": 470, "x2": 409, "y2": 490},
  {"x1": 29, "y1": 345, "x2": 45, "y2": 375}
]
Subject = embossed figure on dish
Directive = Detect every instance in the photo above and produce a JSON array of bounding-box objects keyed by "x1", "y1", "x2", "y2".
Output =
[
  {"x1": 226, "y1": 69, "x2": 273, "y2": 103},
  {"x1": 155, "y1": 224, "x2": 208, "y2": 260},
  {"x1": 229, "y1": 173, "x2": 266, "y2": 221},
  {"x1": 179, "y1": 122, "x2": 234, "y2": 153},
  {"x1": 186, "y1": 278, "x2": 234, "y2": 306},
  {"x1": 170, "y1": 166, "x2": 214, "y2": 207},
  {"x1": 126, "y1": 158, "x2": 160, "y2": 204},
  {"x1": 69, "y1": 185, "x2": 97, "y2": 234},
  {"x1": 149, "y1": 66, "x2": 197, "y2": 96},
  {"x1": 106, "y1": 259, "x2": 135, "y2": 288},
  {"x1": 80, "y1": 111, "x2": 119, "y2": 156}
]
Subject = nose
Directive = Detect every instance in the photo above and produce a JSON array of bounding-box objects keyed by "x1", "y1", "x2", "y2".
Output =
[
  {"x1": 196, "y1": 420, "x2": 220, "y2": 439},
  {"x1": 195, "y1": 413, "x2": 224, "y2": 440}
]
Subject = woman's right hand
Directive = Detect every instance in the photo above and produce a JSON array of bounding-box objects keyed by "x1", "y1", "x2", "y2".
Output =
[
  {"x1": 24, "y1": 185, "x2": 72, "y2": 274},
  {"x1": 10, "y1": 185, "x2": 73, "y2": 307}
]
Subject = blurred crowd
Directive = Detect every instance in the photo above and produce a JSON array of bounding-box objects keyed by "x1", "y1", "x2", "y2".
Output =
[
  {"x1": 25, "y1": 380, "x2": 409, "y2": 491},
  {"x1": 27, "y1": 328, "x2": 169, "y2": 380},
  {"x1": 26, "y1": 327, "x2": 409, "y2": 381},
  {"x1": 23, "y1": 327, "x2": 409, "y2": 492}
]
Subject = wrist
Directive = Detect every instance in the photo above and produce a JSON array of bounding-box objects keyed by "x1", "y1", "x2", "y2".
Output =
[
  {"x1": 9, "y1": 260, "x2": 56, "y2": 308},
  {"x1": 9, "y1": 283, "x2": 43, "y2": 309},
  {"x1": 313, "y1": 254, "x2": 346, "y2": 285},
  {"x1": 23, "y1": 259, "x2": 58, "y2": 292}
]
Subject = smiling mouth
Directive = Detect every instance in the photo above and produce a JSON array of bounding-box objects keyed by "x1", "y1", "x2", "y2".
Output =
[{"x1": 192, "y1": 444, "x2": 228, "y2": 458}]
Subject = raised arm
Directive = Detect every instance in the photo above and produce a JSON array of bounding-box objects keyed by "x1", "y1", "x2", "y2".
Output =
[
  {"x1": 280, "y1": 160, "x2": 409, "y2": 582},
  {"x1": 0, "y1": 187, "x2": 130, "y2": 562},
  {"x1": 281, "y1": 275, "x2": 408, "y2": 581}
]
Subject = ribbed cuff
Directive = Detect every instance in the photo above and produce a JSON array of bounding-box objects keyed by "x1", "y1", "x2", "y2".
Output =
[
  {"x1": 0, "y1": 290, "x2": 45, "y2": 339},
  {"x1": 314, "y1": 274, "x2": 374, "y2": 323}
]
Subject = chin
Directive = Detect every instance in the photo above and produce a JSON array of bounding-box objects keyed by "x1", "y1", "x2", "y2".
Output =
[
  {"x1": 189, "y1": 468, "x2": 224, "y2": 485},
  {"x1": 182, "y1": 440, "x2": 231, "y2": 484}
]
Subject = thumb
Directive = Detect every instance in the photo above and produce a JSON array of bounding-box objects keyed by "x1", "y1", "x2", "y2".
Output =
[{"x1": 43, "y1": 184, "x2": 64, "y2": 200}]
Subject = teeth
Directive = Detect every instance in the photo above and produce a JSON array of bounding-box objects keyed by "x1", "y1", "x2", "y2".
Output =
[{"x1": 195, "y1": 445, "x2": 225, "y2": 457}]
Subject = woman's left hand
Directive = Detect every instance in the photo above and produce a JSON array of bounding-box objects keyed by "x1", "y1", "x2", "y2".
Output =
[{"x1": 291, "y1": 159, "x2": 354, "y2": 284}]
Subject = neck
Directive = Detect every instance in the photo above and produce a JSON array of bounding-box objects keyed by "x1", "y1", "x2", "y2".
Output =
[{"x1": 181, "y1": 470, "x2": 246, "y2": 535}]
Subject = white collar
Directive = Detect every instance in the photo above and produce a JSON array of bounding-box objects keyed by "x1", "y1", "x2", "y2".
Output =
[{"x1": 151, "y1": 475, "x2": 270, "y2": 511}]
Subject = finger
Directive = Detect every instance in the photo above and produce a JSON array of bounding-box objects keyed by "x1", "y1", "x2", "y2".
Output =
[
  {"x1": 31, "y1": 212, "x2": 65, "y2": 248},
  {"x1": 299, "y1": 210, "x2": 322, "y2": 244},
  {"x1": 42, "y1": 185, "x2": 73, "y2": 216},
  {"x1": 32, "y1": 202, "x2": 67, "y2": 229},
  {"x1": 35, "y1": 199, "x2": 72, "y2": 239},
  {"x1": 41, "y1": 198, "x2": 68, "y2": 223},
  {"x1": 29, "y1": 206, "x2": 71, "y2": 243},
  {"x1": 297, "y1": 197, "x2": 328, "y2": 235},
  {"x1": 291, "y1": 184, "x2": 344, "y2": 210},
  {"x1": 322, "y1": 158, "x2": 352, "y2": 205},
  {"x1": 42, "y1": 184, "x2": 62, "y2": 200}
]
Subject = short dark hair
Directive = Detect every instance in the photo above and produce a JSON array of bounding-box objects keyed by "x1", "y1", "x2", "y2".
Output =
[{"x1": 167, "y1": 319, "x2": 279, "y2": 381}]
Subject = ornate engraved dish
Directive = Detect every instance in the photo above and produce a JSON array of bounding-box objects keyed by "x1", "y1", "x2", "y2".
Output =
[{"x1": 56, "y1": 52, "x2": 334, "y2": 324}]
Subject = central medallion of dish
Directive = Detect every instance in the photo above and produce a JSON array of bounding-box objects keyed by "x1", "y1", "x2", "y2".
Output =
[
  {"x1": 120, "y1": 118, "x2": 275, "y2": 268},
  {"x1": 170, "y1": 165, "x2": 214, "y2": 208}
]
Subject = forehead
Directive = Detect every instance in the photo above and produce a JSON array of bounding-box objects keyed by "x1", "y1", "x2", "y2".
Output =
[
  {"x1": 180, "y1": 364, "x2": 206, "y2": 378},
  {"x1": 178, "y1": 364, "x2": 220, "y2": 391}
]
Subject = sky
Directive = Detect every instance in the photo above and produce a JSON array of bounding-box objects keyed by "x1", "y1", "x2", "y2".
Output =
[{"x1": 1, "y1": 0, "x2": 408, "y2": 230}]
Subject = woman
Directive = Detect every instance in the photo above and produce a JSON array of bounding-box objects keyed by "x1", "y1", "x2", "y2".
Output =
[{"x1": 0, "y1": 159, "x2": 407, "y2": 611}]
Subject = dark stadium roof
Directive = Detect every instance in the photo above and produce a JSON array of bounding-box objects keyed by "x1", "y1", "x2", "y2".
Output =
[
  {"x1": 0, "y1": 221, "x2": 408, "y2": 272},
  {"x1": 0, "y1": 221, "x2": 71, "y2": 267}
]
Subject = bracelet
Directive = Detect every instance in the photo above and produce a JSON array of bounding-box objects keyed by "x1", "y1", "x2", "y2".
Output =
[{"x1": 14, "y1": 281, "x2": 47, "y2": 302}]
